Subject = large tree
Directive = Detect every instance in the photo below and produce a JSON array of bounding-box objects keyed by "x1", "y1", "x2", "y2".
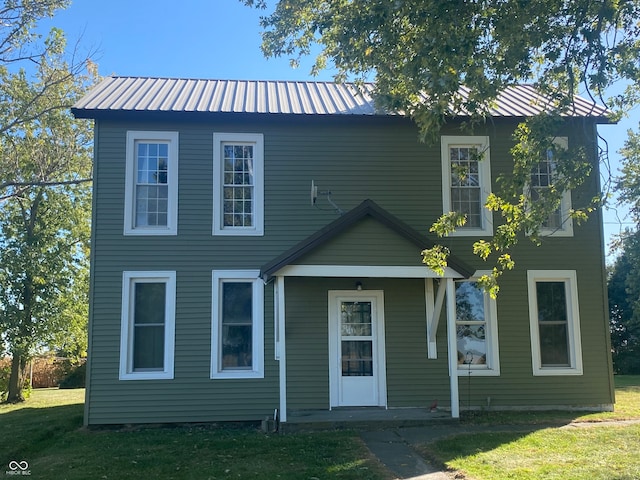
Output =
[
  {"x1": 607, "y1": 121, "x2": 640, "y2": 374},
  {"x1": 608, "y1": 229, "x2": 640, "y2": 374},
  {"x1": 0, "y1": 0, "x2": 93, "y2": 200},
  {"x1": 0, "y1": 2, "x2": 95, "y2": 401},
  {"x1": 0, "y1": 59, "x2": 93, "y2": 401},
  {"x1": 244, "y1": 0, "x2": 640, "y2": 293}
]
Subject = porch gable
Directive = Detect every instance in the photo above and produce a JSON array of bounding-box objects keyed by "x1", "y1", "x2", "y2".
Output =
[{"x1": 260, "y1": 199, "x2": 474, "y2": 280}]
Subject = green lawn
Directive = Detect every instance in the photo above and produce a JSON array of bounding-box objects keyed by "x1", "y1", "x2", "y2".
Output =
[
  {"x1": 459, "y1": 375, "x2": 640, "y2": 425},
  {"x1": 2, "y1": 377, "x2": 639, "y2": 480},
  {"x1": 422, "y1": 375, "x2": 640, "y2": 480},
  {"x1": 0, "y1": 389, "x2": 388, "y2": 480}
]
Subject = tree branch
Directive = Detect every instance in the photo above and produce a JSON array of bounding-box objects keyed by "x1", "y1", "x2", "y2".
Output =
[{"x1": 0, "y1": 178, "x2": 93, "y2": 202}]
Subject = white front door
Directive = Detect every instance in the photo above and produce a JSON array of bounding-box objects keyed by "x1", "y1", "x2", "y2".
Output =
[{"x1": 329, "y1": 290, "x2": 387, "y2": 407}]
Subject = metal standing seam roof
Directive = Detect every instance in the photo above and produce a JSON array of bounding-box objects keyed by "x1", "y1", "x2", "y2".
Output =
[{"x1": 72, "y1": 76, "x2": 611, "y2": 119}]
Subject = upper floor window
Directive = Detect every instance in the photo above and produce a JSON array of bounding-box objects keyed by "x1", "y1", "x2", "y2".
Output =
[
  {"x1": 213, "y1": 133, "x2": 264, "y2": 236},
  {"x1": 529, "y1": 137, "x2": 573, "y2": 236},
  {"x1": 119, "y1": 271, "x2": 176, "y2": 380},
  {"x1": 124, "y1": 131, "x2": 179, "y2": 235},
  {"x1": 211, "y1": 270, "x2": 264, "y2": 379},
  {"x1": 527, "y1": 270, "x2": 583, "y2": 376},
  {"x1": 455, "y1": 276, "x2": 500, "y2": 376},
  {"x1": 441, "y1": 136, "x2": 493, "y2": 236}
]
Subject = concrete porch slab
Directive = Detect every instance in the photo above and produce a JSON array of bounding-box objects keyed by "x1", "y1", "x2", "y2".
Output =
[{"x1": 281, "y1": 407, "x2": 455, "y2": 432}]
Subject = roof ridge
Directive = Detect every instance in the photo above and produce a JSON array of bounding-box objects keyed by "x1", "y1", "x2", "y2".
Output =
[{"x1": 105, "y1": 75, "x2": 375, "y2": 86}]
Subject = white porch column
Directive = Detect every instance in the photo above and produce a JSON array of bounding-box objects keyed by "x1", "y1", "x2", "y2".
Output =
[
  {"x1": 275, "y1": 275, "x2": 287, "y2": 422},
  {"x1": 445, "y1": 277, "x2": 460, "y2": 418}
]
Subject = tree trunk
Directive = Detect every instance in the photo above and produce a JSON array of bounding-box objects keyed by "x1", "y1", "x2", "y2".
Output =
[{"x1": 6, "y1": 353, "x2": 26, "y2": 403}]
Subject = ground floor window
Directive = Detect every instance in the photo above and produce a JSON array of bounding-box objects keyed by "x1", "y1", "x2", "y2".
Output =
[
  {"x1": 211, "y1": 270, "x2": 264, "y2": 379},
  {"x1": 527, "y1": 270, "x2": 583, "y2": 375},
  {"x1": 119, "y1": 271, "x2": 176, "y2": 380},
  {"x1": 455, "y1": 277, "x2": 500, "y2": 376}
]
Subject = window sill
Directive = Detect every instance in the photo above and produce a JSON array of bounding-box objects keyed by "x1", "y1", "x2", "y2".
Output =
[
  {"x1": 212, "y1": 228, "x2": 264, "y2": 237},
  {"x1": 124, "y1": 227, "x2": 177, "y2": 236},
  {"x1": 211, "y1": 370, "x2": 264, "y2": 380},
  {"x1": 532, "y1": 367, "x2": 583, "y2": 376},
  {"x1": 119, "y1": 371, "x2": 174, "y2": 380},
  {"x1": 446, "y1": 228, "x2": 493, "y2": 237},
  {"x1": 457, "y1": 368, "x2": 500, "y2": 377}
]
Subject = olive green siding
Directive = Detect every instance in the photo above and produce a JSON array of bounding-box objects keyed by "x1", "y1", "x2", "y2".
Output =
[
  {"x1": 86, "y1": 113, "x2": 613, "y2": 424},
  {"x1": 299, "y1": 217, "x2": 427, "y2": 266},
  {"x1": 285, "y1": 277, "x2": 451, "y2": 411}
]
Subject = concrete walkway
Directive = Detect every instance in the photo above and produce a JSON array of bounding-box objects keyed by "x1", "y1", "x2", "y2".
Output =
[
  {"x1": 361, "y1": 424, "x2": 544, "y2": 479},
  {"x1": 360, "y1": 428, "x2": 453, "y2": 480}
]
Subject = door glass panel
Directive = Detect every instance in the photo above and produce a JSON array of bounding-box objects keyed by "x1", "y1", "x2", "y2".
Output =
[
  {"x1": 341, "y1": 302, "x2": 372, "y2": 336},
  {"x1": 341, "y1": 340, "x2": 373, "y2": 376},
  {"x1": 340, "y1": 301, "x2": 373, "y2": 376}
]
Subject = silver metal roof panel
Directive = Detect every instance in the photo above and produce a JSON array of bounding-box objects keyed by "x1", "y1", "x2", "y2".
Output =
[{"x1": 72, "y1": 76, "x2": 611, "y2": 119}]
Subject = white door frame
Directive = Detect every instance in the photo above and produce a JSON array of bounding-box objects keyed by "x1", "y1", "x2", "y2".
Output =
[{"x1": 328, "y1": 290, "x2": 387, "y2": 408}]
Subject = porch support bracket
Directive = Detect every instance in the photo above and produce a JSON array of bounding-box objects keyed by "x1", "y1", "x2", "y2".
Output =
[{"x1": 425, "y1": 278, "x2": 447, "y2": 359}]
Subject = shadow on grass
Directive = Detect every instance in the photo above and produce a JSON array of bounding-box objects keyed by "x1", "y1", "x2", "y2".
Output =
[
  {"x1": 0, "y1": 406, "x2": 388, "y2": 480},
  {"x1": 460, "y1": 409, "x2": 584, "y2": 426},
  {"x1": 418, "y1": 423, "x2": 640, "y2": 480},
  {"x1": 417, "y1": 429, "x2": 540, "y2": 478},
  {"x1": 0, "y1": 403, "x2": 84, "y2": 467}
]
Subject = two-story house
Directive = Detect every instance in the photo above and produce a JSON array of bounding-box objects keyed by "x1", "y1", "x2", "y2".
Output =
[{"x1": 72, "y1": 76, "x2": 614, "y2": 426}]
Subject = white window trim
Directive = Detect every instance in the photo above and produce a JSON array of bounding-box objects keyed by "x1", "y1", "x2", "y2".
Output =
[
  {"x1": 537, "y1": 137, "x2": 574, "y2": 237},
  {"x1": 211, "y1": 270, "x2": 264, "y2": 379},
  {"x1": 527, "y1": 270, "x2": 583, "y2": 376},
  {"x1": 441, "y1": 135, "x2": 493, "y2": 236},
  {"x1": 119, "y1": 271, "x2": 176, "y2": 380},
  {"x1": 455, "y1": 271, "x2": 500, "y2": 376},
  {"x1": 213, "y1": 133, "x2": 264, "y2": 236},
  {"x1": 124, "y1": 131, "x2": 179, "y2": 236}
]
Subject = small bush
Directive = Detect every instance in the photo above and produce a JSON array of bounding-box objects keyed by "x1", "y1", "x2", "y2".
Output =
[
  {"x1": 613, "y1": 347, "x2": 640, "y2": 375},
  {"x1": 0, "y1": 359, "x2": 10, "y2": 401},
  {"x1": 59, "y1": 362, "x2": 86, "y2": 389}
]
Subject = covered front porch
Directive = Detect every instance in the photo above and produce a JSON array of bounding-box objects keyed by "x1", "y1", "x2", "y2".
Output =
[{"x1": 260, "y1": 200, "x2": 476, "y2": 425}]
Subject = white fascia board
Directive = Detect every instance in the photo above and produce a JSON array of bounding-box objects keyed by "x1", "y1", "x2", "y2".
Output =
[{"x1": 273, "y1": 265, "x2": 465, "y2": 278}]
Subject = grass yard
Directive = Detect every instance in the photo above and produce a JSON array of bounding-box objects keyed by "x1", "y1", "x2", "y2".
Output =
[
  {"x1": 458, "y1": 374, "x2": 640, "y2": 426},
  {"x1": 422, "y1": 375, "x2": 640, "y2": 480},
  {"x1": 2, "y1": 377, "x2": 639, "y2": 480},
  {"x1": 0, "y1": 389, "x2": 389, "y2": 480}
]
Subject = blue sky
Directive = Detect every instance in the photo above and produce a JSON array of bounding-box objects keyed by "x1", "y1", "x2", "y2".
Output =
[
  {"x1": 45, "y1": 0, "x2": 326, "y2": 80},
  {"x1": 43, "y1": 0, "x2": 638, "y2": 256}
]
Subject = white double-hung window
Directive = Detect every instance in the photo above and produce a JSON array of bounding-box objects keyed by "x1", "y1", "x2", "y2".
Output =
[
  {"x1": 119, "y1": 271, "x2": 176, "y2": 380},
  {"x1": 527, "y1": 270, "x2": 583, "y2": 375},
  {"x1": 455, "y1": 277, "x2": 500, "y2": 376},
  {"x1": 213, "y1": 133, "x2": 264, "y2": 236},
  {"x1": 441, "y1": 136, "x2": 493, "y2": 236},
  {"x1": 211, "y1": 270, "x2": 264, "y2": 379},
  {"x1": 529, "y1": 137, "x2": 573, "y2": 236},
  {"x1": 124, "y1": 131, "x2": 179, "y2": 235}
]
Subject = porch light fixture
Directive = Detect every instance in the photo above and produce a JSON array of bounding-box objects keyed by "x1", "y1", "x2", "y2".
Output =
[{"x1": 355, "y1": 281, "x2": 363, "y2": 291}]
